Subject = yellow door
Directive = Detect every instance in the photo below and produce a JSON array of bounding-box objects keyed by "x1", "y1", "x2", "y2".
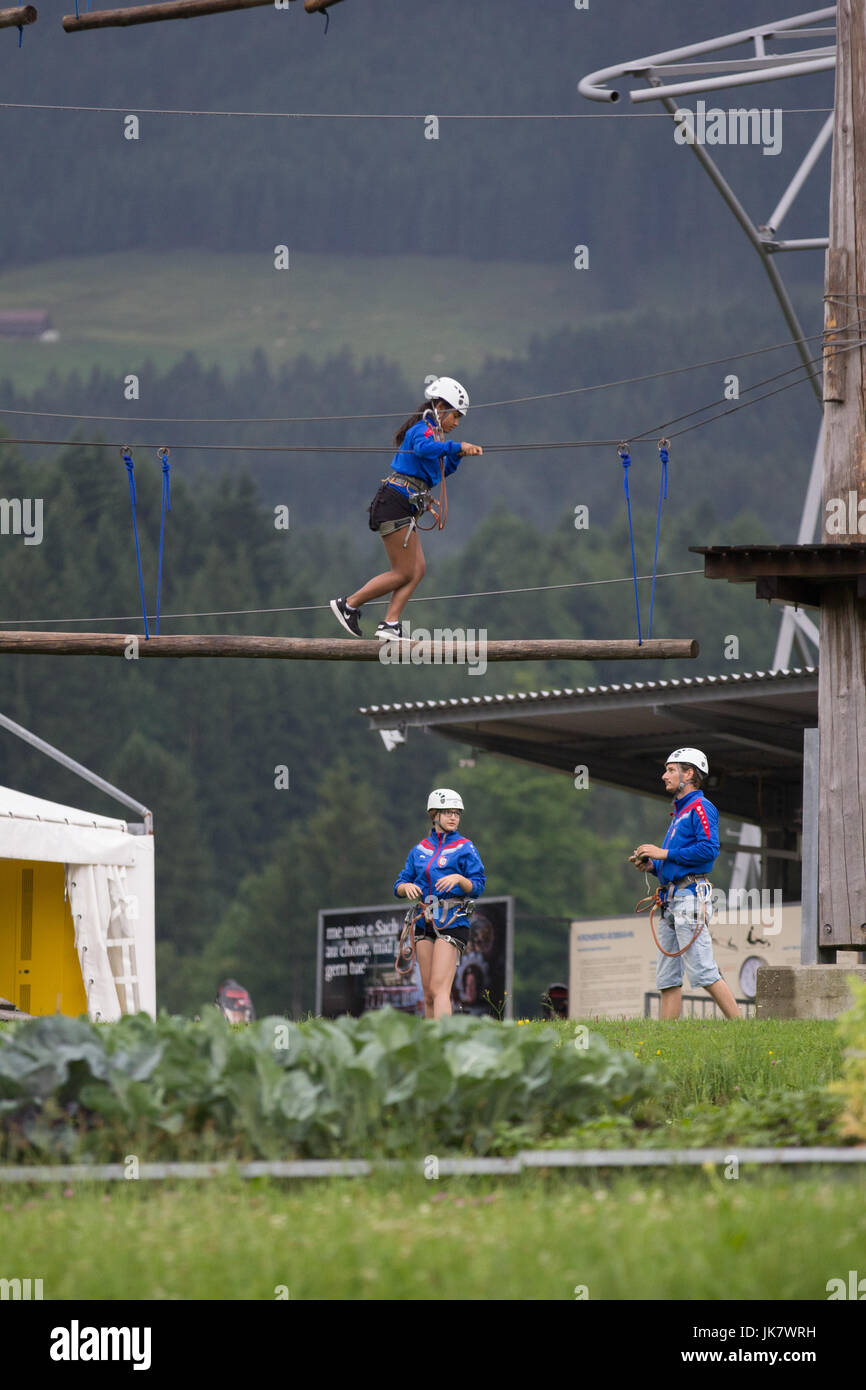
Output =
[{"x1": 0, "y1": 859, "x2": 88, "y2": 1017}]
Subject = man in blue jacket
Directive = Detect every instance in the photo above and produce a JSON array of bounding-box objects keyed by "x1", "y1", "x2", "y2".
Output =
[{"x1": 633, "y1": 748, "x2": 740, "y2": 1020}]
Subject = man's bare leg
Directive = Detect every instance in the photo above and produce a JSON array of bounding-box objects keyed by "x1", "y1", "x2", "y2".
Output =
[
  {"x1": 706, "y1": 978, "x2": 741, "y2": 1019},
  {"x1": 660, "y1": 986, "x2": 682, "y2": 1019}
]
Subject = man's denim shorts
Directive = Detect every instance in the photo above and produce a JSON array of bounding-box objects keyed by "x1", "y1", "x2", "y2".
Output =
[{"x1": 655, "y1": 889, "x2": 721, "y2": 991}]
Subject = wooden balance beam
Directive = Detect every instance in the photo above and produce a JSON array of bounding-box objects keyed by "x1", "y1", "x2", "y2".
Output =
[
  {"x1": 0, "y1": 633, "x2": 698, "y2": 661},
  {"x1": 0, "y1": 6, "x2": 37, "y2": 29},
  {"x1": 63, "y1": 0, "x2": 299, "y2": 32}
]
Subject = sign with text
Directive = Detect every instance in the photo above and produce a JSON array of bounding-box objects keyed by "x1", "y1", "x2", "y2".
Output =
[
  {"x1": 316, "y1": 897, "x2": 513, "y2": 1019},
  {"x1": 570, "y1": 900, "x2": 803, "y2": 1018}
]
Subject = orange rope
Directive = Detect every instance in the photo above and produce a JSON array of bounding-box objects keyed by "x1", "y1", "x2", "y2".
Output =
[
  {"x1": 395, "y1": 910, "x2": 417, "y2": 975},
  {"x1": 635, "y1": 889, "x2": 706, "y2": 959},
  {"x1": 416, "y1": 459, "x2": 447, "y2": 532}
]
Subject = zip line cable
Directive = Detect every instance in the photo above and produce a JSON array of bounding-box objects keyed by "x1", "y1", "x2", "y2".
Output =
[
  {"x1": 3, "y1": 331, "x2": 860, "y2": 460},
  {"x1": 0, "y1": 569, "x2": 704, "y2": 629},
  {"x1": 627, "y1": 342, "x2": 858, "y2": 442},
  {"x1": 0, "y1": 321, "x2": 847, "y2": 426},
  {"x1": 0, "y1": 102, "x2": 835, "y2": 120},
  {"x1": 0, "y1": 365, "x2": 830, "y2": 456}
]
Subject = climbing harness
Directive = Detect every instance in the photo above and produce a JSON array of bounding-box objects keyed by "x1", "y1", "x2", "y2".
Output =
[
  {"x1": 635, "y1": 873, "x2": 712, "y2": 958},
  {"x1": 391, "y1": 408, "x2": 451, "y2": 546},
  {"x1": 394, "y1": 896, "x2": 475, "y2": 975},
  {"x1": 618, "y1": 439, "x2": 671, "y2": 645}
]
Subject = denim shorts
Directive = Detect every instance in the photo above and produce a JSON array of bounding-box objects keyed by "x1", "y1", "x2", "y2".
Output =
[{"x1": 655, "y1": 890, "x2": 721, "y2": 991}]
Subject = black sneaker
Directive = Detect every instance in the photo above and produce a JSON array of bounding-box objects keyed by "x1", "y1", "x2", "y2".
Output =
[
  {"x1": 375, "y1": 620, "x2": 411, "y2": 643},
  {"x1": 330, "y1": 597, "x2": 363, "y2": 637}
]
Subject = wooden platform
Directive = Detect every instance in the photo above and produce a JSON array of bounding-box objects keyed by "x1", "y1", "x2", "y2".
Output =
[
  {"x1": 0, "y1": 633, "x2": 699, "y2": 662},
  {"x1": 691, "y1": 543, "x2": 866, "y2": 609}
]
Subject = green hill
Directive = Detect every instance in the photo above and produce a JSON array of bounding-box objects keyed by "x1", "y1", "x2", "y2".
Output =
[{"x1": 0, "y1": 250, "x2": 609, "y2": 392}]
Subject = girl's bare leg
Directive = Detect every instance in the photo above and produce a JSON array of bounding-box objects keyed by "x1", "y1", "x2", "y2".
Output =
[
  {"x1": 348, "y1": 529, "x2": 426, "y2": 620},
  {"x1": 429, "y1": 939, "x2": 459, "y2": 1017},
  {"x1": 415, "y1": 938, "x2": 435, "y2": 1018}
]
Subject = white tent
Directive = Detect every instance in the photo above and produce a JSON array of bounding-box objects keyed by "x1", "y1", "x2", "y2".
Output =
[{"x1": 0, "y1": 784, "x2": 155, "y2": 1021}]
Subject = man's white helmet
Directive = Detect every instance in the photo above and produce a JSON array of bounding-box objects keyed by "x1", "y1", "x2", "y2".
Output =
[
  {"x1": 427, "y1": 787, "x2": 464, "y2": 811},
  {"x1": 424, "y1": 376, "x2": 469, "y2": 416},
  {"x1": 667, "y1": 747, "x2": 709, "y2": 776}
]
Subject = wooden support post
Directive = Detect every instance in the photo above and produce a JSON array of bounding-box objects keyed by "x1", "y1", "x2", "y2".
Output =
[
  {"x1": 63, "y1": 0, "x2": 289, "y2": 32},
  {"x1": 0, "y1": 5, "x2": 36, "y2": 27},
  {"x1": 818, "y1": 0, "x2": 866, "y2": 951},
  {"x1": 0, "y1": 633, "x2": 699, "y2": 662}
]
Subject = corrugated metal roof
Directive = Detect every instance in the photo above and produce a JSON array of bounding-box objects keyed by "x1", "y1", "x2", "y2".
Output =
[{"x1": 359, "y1": 667, "x2": 817, "y2": 716}]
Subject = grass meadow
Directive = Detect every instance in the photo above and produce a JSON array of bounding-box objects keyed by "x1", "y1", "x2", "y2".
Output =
[
  {"x1": 1, "y1": 1012, "x2": 863, "y2": 1299},
  {"x1": 2, "y1": 1168, "x2": 864, "y2": 1301},
  {"x1": 0, "y1": 250, "x2": 602, "y2": 392}
]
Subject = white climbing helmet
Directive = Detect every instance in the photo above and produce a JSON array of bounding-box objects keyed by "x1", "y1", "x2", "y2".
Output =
[
  {"x1": 667, "y1": 747, "x2": 709, "y2": 776},
  {"x1": 427, "y1": 787, "x2": 464, "y2": 811},
  {"x1": 424, "y1": 376, "x2": 469, "y2": 415}
]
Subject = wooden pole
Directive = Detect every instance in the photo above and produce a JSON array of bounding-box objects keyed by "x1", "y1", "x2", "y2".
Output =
[
  {"x1": 0, "y1": 6, "x2": 36, "y2": 28},
  {"x1": 0, "y1": 633, "x2": 699, "y2": 662},
  {"x1": 304, "y1": 0, "x2": 344, "y2": 11},
  {"x1": 63, "y1": 0, "x2": 288, "y2": 32},
  {"x1": 818, "y1": 0, "x2": 866, "y2": 951}
]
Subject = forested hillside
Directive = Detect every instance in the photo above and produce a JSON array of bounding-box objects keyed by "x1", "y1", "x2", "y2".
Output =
[{"x1": 0, "y1": 0, "x2": 830, "y2": 1014}]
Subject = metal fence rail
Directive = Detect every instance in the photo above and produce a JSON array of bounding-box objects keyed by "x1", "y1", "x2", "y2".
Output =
[
  {"x1": 644, "y1": 991, "x2": 755, "y2": 1018},
  {"x1": 0, "y1": 1148, "x2": 864, "y2": 1182}
]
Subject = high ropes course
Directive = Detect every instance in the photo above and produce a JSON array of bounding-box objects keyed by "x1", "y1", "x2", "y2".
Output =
[
  {"x1": 0, "y1": 330, "x2": 859, "y2": 665},
  {"x1": 0, "y1": 4, "x2": 843, "y2": 666}
]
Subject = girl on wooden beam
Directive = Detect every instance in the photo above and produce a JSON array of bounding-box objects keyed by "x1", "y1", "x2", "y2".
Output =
[{"x1": 330, "y1": 377, "x2": 483, "y2": 643}]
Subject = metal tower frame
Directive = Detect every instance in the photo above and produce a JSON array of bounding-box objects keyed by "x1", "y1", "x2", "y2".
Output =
[{"x1": 580, "y1": 8, "x2": 836, "y2": 886}]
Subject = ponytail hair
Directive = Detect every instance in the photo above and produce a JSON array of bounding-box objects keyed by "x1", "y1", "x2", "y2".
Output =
[{"x1": 394, "y1": 402, "x2": 439, "y2": 449}]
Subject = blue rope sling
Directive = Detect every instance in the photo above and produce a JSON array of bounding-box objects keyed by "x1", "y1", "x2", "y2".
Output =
[
  {"x1": 122, "y1": 448, "x2": 150, "y2": 639},
  {"x1": 121, "y1": 447, "x2": 172, "y2": 640},
  {"x1": 618, "y1": 439, "x2": 670, "y2": 645},
  {"x1": 156, "y1": 448, "x2": 171, "y2": 635}
]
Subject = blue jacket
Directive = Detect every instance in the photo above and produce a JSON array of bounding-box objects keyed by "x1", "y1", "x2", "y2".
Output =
[
  {"x1": 394, "y1": 827, "x2": 486, "y2": 928},
  {"x1": 387, "y1": 417, "x2": 464, "y2": 497},
  {"x1": 651, "y1": 790, "x2": 719, "y2": 897}
]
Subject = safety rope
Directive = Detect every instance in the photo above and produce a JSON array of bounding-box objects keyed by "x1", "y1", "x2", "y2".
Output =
[
  {"x1": 394, "y1": 897, "x2": 469, "y2": 975},
  {"x1": 155, "y1": 447, "x2": 171, "y2": 635},
  {"x1": 618, "y1": 443, "x2": 642, "y2": 645},
  {"x1": 647, "y1": 439, "x2": 669, "y2": 640},
  {"x1": 415, "y1": 458, "x2": 447, "y2": 533},
  {"x1": 1, "y1": 320, "x2": 851, "y2": 424},
  {"x1": 121, "y1": 448, "x2": 150, "y2": 640},
  {"x1": 0, "y1": 567, "x2": 705, "y2": 629},
  {"x1": 635, "y1": 877, "x2": 711, "y2": 958},
  {"x1": 0, "y1": 350, "x2": 851, "y2": 457}
]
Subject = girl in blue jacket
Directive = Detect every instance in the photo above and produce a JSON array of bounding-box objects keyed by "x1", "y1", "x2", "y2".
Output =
[
  {"x1": 330, "y1": 377, "x2": 483, "y2": 643},
  {"x1": 394, "y1": 787, "x2": 486, "y2": 1018}
]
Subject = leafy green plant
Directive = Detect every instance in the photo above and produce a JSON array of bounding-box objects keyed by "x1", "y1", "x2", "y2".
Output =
[
  {"x1": 0, "y1": 1009, "x2": 660, "y2": 1164},
  {"x1": 831, "y1": 976, "x2": 866, "y2": 1142}
]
